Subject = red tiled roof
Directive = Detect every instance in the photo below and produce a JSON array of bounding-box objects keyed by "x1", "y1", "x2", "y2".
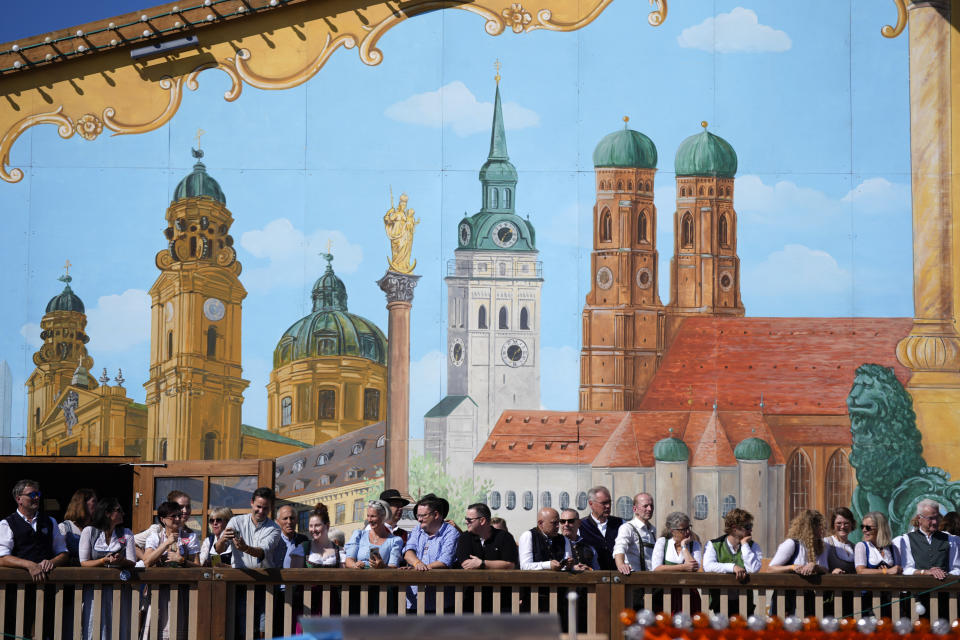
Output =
[
  {"x1": 473, "y1": 411, "x2": 629, "y2": 465},
  {"x1": 638, "y1": 317, "x2": 912, "y2": 414}
]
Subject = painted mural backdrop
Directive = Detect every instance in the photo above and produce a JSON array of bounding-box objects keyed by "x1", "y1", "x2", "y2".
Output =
[{"x1": 1, "y1": 0, "x2": 945, "y2": 538}]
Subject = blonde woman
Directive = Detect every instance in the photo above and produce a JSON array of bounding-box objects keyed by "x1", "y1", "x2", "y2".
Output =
[
  {"x1": 199, "y1": 507, "x2": 234, "y2": 567},
  {"x1": 768, "y1": 509, "x2": 828, "y2": 575},
  {"x1": 856, "y1": 511, "x2": 901, "y2": 574}
]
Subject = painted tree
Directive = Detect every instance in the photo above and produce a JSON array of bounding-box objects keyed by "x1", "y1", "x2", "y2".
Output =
[{"x1": 408, "y1": 454, "x2": 493, "y2": 521}]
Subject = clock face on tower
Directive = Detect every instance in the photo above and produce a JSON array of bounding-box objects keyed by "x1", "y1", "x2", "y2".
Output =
[
  {"x1": 450, "y1": 338, "x2": 465, "y2": 367},
  {"x1": 492, "y1": 221, "x2": 519, "y2": 248},
  {"x1": 458, "y1": 223, "x2": 472, "y2": 247},
  {"x1": 500, "y1": 338, "x2": 528, "y2": 367},
  {"x1": 203, "y1": 298, "x2": 225, "y2": 322}
]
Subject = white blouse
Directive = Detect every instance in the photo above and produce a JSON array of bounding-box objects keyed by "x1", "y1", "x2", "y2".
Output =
[
  {"x1": 854, "y1": 540, "x2": 898, "y2": 568},
  {"x1": 769, "y1": 539, "x2": 829, "y2": 568},
  {"x1": 651, "y1": 537, "x2": 703, "y2": 570},
  {"x1": 78, "y1": 527, "x2": 136, "y2": 563}
]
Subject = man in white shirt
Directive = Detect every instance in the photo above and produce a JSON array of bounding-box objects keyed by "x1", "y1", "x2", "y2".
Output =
[
  {"x1": 519, "y1": 508, "x2": 571, "y2": 570},
  {"x1": 901, "y1": 499, "x2": 960, "y2": 578},
  {"x1": 613, "y1": 492, "x2": 656, "y2": 574}
]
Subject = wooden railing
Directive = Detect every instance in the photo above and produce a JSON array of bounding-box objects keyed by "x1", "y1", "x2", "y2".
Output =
[{"x1": 2, "y1": 569, "x2": 960, "y2": 640}]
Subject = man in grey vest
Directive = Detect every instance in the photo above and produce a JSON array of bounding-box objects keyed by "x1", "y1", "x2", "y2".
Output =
[{"x1": 902, "y1": 499, "x2": 960, "y2": 579}]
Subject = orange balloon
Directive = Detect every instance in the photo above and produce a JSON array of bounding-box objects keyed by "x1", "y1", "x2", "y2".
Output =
[
  {"x1": 692, "y1": 613, "x2": 711, "y2": 629},
  {"x1": 914, "y1": 619, "x2": 931, "y2": 634},
  {"x1": 655, "y1": 612, "x2": 670, "y2": 628},
  {"x1": 729, "y1": 614, "x2": 747, "y2": 630},
  {"x1": 767, "y1": 616, "x2": 784, "y2": 631},
  {"x1": 620, "y1": 609, "x2": 638, "y2": 627},
  {"x1": 803, "y1": 617, "x2": 819, "y2": 632},
  {"x1": 838, "y1": 618, "x2": 855, "y2": 631}
]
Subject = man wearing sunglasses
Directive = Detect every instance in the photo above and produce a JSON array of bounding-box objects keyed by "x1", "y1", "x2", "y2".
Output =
[
  {"x1": 456, "y1": 503, "x2": 517, "y2": 570},
  {"x1": 902, "y1": 499, "x2": 960, "y2": 579},
  {"x1": 579, "y1": 485, "x2": 622, "y2": 571},
  {"x1": 559, "y1": 510, "x2": 599, "y2": 571}
]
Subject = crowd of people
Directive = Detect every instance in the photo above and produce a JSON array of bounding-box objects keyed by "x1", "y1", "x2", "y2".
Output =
[{"x1": 3, "y1": 478, "x2": 960, "y2": 638}]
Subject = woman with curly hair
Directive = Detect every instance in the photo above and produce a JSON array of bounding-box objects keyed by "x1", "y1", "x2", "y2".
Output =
[
  {"x1": 768, "y1": 509, "x2": 828, "y2": 575},
  {"x1": 60, "y1": 488, "x2": 97, "y2": 564}
]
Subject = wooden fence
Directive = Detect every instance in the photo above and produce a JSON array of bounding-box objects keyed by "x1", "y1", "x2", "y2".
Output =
[{"x1": 2, "y1": 569, "x2": 959, "y2": 640}]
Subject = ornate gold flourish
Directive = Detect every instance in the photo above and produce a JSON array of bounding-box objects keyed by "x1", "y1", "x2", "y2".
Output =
[
  {"x1": 102, "y1": 77, "x2": 184, "y2": 136},
  {"x1": 881, "y1": 0, "x2": 908, "y2": 38},
  {"x1": 233, "y1": 33, "x2": 358, "y2": 90},
  {"x1": 647, "y1": 0, "x2": 667, "y2": 27},
  {"x1": 74, "y1": 114, "x2": 103, "y2": 141},
  {"x1": 503, "y1": 4, "x2": 533, "y2": 33},
  {"x1": 0, "y1": 108, "x2": 75, "y2": 183}
]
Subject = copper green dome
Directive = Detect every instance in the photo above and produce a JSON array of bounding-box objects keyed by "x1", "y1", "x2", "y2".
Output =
[
  {"x1": 172, "y1": 149, "x2": 226, "y2": 205},
  {"x1": 593, "y1": 120, "x2": 658, "y2": 169},
  {"x1": 273, "y1": 254, "x2": 387, "y2": 368},
  {"x1": 734, "y1": 437, "x2": 772, "y2": 461},
  {"x1": 653, "y1": 436, "x2": 689, "y2": 462},
  {"x1": 45, "y1": 275, "x2": 85, "y2": 314},
  {"x1": 675, "y1": 125, "x2": 738, "y2": 177}
]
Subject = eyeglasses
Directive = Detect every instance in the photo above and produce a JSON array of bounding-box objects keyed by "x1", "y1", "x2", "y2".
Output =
[
  {"x1": 672, "y1": 527, "x2": 691, "y2": 533},
  {"x1": 464, "y1": 517, "x2": 480, "y2": 524},
  {"x1": 209, "y1": 517, "x2": 224, "y2": 523},
  {"x1": 592, "y1": 500, "x2": 611, "y2": 506},
  {"x1": 559, "y1": 518, "x2": 578, "y2": 524},
  {"x1": 20, "y1": 491, "x2": 41, "y2": 500},
  {"x1": 741, "y1": 523, "x2": 754, "y2": 531},
  {"x1": 920, "y1": 514, "x2": 941, "y2": 522},
  {"x1": 165, "y1": 513, "x2": 183, "y2": 520},
  {"x1": 415, "y1": 511, "x2": 437, "y2": 521},
  {"x1": 860, "y1": 524, "x2": 875, "y2": 531}
]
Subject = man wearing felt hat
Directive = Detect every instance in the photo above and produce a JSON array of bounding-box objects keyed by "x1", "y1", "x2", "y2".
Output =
[{"x1": 379, "y1": 489, "x2": 411, "y2": 544}]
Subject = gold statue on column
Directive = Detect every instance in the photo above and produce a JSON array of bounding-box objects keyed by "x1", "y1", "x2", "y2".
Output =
[{"x1": 384, "y1": 190, "x2": 419, "y2": 274}]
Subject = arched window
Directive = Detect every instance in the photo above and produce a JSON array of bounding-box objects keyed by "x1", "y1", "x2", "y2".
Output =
[
  {"x1": 541, "y1": 491, "x2": 551, "y2": 508},
  {"x1": 559, "y1": 491, "x2": 570, "y2": 510},
  {"x1": 363, "y1": 389, "x2": 380, "y2": 420},
  {"x1": 281, "y1": 397, "x2": 293, "y2": 426},
  {"x1": 522, "y1": 491, "x2": 534, "y2": 510},
  {"x1": 699, "y1": 186, "x2": 704, "y2": 196},
  {"x1": 718, "y1": 214, "x2": 729, "y2": 246},
  {"x1": 203, "y1": 432, "x2": 217, "y2": 460},
  {"x1": 478, "y1": 305, "x2": 487, "y2": 329},
  {"x1": 788, "y1": 450, "x2": 812, "y2": 521},
  {"x1": 600, "y1": 210, "x2": 612, "y2": 242},
  {"x1": 722, "y1": 495, "x2": 737, "y2": 517},
  {"x1": 504, "y1": 189, "x2": 511, "y2": 208},
  {"x1": 489, "y1": 491, "x2": 502, "y2": 510},
  {"x1": 499, "y1": 306, "x2": 508, "y2": 329},
  {"x1": 616, "y1": 496, "x2": 633, "y2": 521},
  {"x1": 318, "y1": 389, "x2": 336, "y2": 419},
  {"x1": 681, "y1": 213, "x2": 694, "y2": 246},
  {"x1": 637, "y1": 211, "x2": 648, "y2": 242},
  {"x1": 825, "y1": 450, "x2": 853, "y2": 515},
  {"x1": 680, "y1": 187, "x2": 686, "y2": 197},
  {"x1": 159, "y1": 438, "x2": 168, "y2": 461},
  {"x1": 520, "y1": 307, "x2": 529, "y2": 330},
  {"x1": 490, "y1": 188, "x2": 498, "y2": 208},
  {"x1": 577, "y1": 492, "x2": 588, "y2": 510},
  {"x1": 499, "y1": 263, "x2": 506, "y2": 276},
  {"x1": 645, "y1": 181, "x2": 651, "y2": 191},
  {"x1": 627, "y1": 180, "x2": 632, "y2": 190},
  {"x1": 206, "y1": 326, "x2": 217, "y2": 358},
  {"x1": 167, "y1": 331, "x2": 173, "y2": 359},
  {"x1": 506, "y1": 491, "x2": 516, "y2": 510},
  {"x1": 709, "y1": 187, "x2": 714, "y2": 196},
  {"x1": 617, "y1": 180, "x2": 623, "y2": 190},
  {"x1": 726, "y1": 186, "x2": 731, "y2": 196},
  {"x1": 693, "y1": 495, "x2": 708, "y2": 520}
]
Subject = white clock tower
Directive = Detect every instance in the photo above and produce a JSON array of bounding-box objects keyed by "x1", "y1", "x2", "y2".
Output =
[{"x1": 424, "y1": 77, "x2": 542, "y2": 475}]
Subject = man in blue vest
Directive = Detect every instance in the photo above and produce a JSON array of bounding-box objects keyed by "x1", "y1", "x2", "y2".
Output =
[
  {"x1": 0, "y1": 479, "x2": 69, "y2": 639},
  {"x1": 902, "y1": 499, "x2": 960, "y2": 578},
  {"x1": 577, "y1": 486, "x2": 622, "y2": 571}
]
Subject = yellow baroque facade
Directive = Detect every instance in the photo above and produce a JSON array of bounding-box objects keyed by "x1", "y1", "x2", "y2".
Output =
[{"x1": 267, "y1": 254, "x2": 387, "y2": 446}]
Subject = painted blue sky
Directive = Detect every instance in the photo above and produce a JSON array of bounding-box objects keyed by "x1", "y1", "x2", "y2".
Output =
[{"x1": 0, "y1": 1, "x2": 912, "y2": 450}]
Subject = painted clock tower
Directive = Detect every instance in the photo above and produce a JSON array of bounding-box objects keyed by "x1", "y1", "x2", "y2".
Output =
[
  {"x1": 443, "y1": 77, "x2": 542, "y2": 450},
  {"x1": 143, "y1": 150, "x2": 249, "y2": 461}
]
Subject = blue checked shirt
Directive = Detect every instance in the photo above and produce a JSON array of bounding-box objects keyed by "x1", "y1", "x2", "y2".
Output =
[{"x1": 402, "y1": 521, "x2": 460, "y2": 610}]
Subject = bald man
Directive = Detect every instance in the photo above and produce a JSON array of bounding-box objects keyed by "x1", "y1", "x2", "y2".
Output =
[
  {"x1": 519, "y1": 508, "x2": 572, "y2": 570},
  {"x1": 614, "y1": 492, "x2": 656, "y2": 574}
]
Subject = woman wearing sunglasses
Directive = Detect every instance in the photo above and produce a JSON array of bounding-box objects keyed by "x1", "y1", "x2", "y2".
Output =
[
  {"x1": 199, "y1": 507, "x2": 234, "y2": 567},
  {"x1": 79, "y1": 498, "x2": 135, "y2": 640},
  {"x1": 855, "y1": 511, "x2": 901, "y2": 574}
]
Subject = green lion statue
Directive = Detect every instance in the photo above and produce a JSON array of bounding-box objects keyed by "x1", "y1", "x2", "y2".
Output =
[{"x1": 847, "y1": 363, "x2": 960, "y2": 536}]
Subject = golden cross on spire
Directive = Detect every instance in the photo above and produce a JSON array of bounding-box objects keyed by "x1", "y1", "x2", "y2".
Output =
[
  {"x1": 195, "y1": 128, "x2": 206, "y2": 149},
  {"x1": 63, "y1": 259, "x2": 72, "y2": 276},
  {"x1": 326, "y1": 238, "x2": 332, "y2": 254},
  {"x1": 494, "y1": 59, "x2": 501, "y2": 85}
]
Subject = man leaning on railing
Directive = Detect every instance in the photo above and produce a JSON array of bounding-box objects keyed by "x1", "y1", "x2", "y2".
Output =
[{"x1": 902, "y1": 499, "x2": 960, "y2": 579}]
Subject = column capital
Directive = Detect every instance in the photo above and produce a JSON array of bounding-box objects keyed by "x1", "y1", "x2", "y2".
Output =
[{"x1": 378, "y1": 271, "x2": 421, "y2": 303}]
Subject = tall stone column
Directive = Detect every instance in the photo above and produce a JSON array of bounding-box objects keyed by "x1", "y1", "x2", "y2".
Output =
[
  {"x1": 377, "y1": 271, "x2": 420, "y2": 494},
  {"x1": 895, "y1": 0, "x2": 960, "y2": 476}
]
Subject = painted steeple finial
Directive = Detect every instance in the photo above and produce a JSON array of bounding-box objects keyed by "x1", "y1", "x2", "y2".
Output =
[{"x1": 494, "y1": 58, "x2": 501, "y2": 85}]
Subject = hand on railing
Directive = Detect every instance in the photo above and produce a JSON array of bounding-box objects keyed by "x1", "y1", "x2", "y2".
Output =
[
  {"x1": 616, "y1": 559, "x2": 632, "y2": 576},
  {"x1": 732, "y1": 565, "x2": 747, "y2": 581}
]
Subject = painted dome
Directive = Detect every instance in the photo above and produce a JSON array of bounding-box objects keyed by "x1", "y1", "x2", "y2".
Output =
[
  {"x1": 675, "y1": 125, "x2": 738, "y2": 177},
  {"x1": 45, "y1": 276, "x2": 85, "y2": 313},
  {"x1": 734, "y1": 437, "x2": 772, "y2": 461},
  {"x1": 653, "y1": 436, "x2": 690, "y2": 462},
  {"x1": 273, "y1": 255, "x2": 387, "y2": 368},
  {"x1": 593, "y1": 121, "x2": 658, "y2": 169},
  {"x1": 172, "y1": 149, "x2": 226, "y2": 204}
]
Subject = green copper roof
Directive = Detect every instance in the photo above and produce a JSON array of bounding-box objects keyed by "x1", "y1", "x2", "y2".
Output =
[
  {"x1": 457, "y1": 211, "x2": 536, "y2": 252},
  {"x1": 172, "y1": 149, "x2": 226, "y2": 204},
  {"x1": 425, "y1": 395, "x2": 477, "y2": 418},
  {"x1": 653, "y1": 436, "x2": 690, "y2": 462},
  {"x1": 241, "y1": 424, "x2": 310, "y2": 448},
  {"x1": 593, "y1": 122, "x2": 658, "y2": 168},
  {"x1": 274, "y1": 256, "x2": 387, "y2": 368},
  {"x1": 734, "y1": 437, "x2": 772, "y2": 461},
  {"x1": 675, "y1": 126, "x2": 738, "y2": 177},
  {"x1": 46, "y1": 275, "x2": 85, "y2": 313},
  {"x1": 478, "y1": 83, "x2": 519, "y2": 212}
]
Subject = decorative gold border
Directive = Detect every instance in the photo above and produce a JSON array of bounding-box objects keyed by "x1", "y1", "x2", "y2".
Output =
[
  {"x1": 882, "y1": 0, "x2": 908, "y2": 38},
  {"x1": 0, "y1": 0, "x2": 668, "y2": 183}
]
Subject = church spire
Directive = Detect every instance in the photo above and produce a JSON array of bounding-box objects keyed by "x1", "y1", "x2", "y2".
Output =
[
  {"x1": 488, "y1": 83, "x2": 509, "y2": 162},
  {"x1": 479, "y1": 68, "x2": 518, "y2": 215}
]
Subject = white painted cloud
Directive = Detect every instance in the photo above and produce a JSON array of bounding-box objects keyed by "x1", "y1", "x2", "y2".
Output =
[
  {"x1": 747, "y1": 244, "x2": 851, "y2": 295},
  {"x1": 239, "y1": 219, "x2": 363, "y2": 294},
  {"x1": 410, "y1": 349, "x2": 445, "y2": 439},
  {"x1": 19, "y1": 323, "x2": 42, "y2": 349},
  {"x1": 385, "y1": 81, "x2": 540, "y2": 137},
  {"x1": 736, "y1": 175, "x2": 911, "y2": 221},
  {"x1": 678, "y1": 7, "x2": 791, "y2": 54},
  {"x1": 841, "y1": 177, "x2": 911, "y2": 216},
  {"x1": 85, "y1": 289, "x2": 152, "y2": 353}
]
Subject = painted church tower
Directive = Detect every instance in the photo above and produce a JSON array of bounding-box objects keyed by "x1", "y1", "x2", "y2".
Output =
[
  {"x1": 444, "y1": 77, "x2": 542, "y2": 448},
  {"x1": 143, "y1": 150, "x2": 249, "y2": 461},
  {"x1": 667, "y1": 123, "x2": 744, "y2": 327},
  {"x1": 580, "y1": 118, "x2": 665, "y2": 411}
]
